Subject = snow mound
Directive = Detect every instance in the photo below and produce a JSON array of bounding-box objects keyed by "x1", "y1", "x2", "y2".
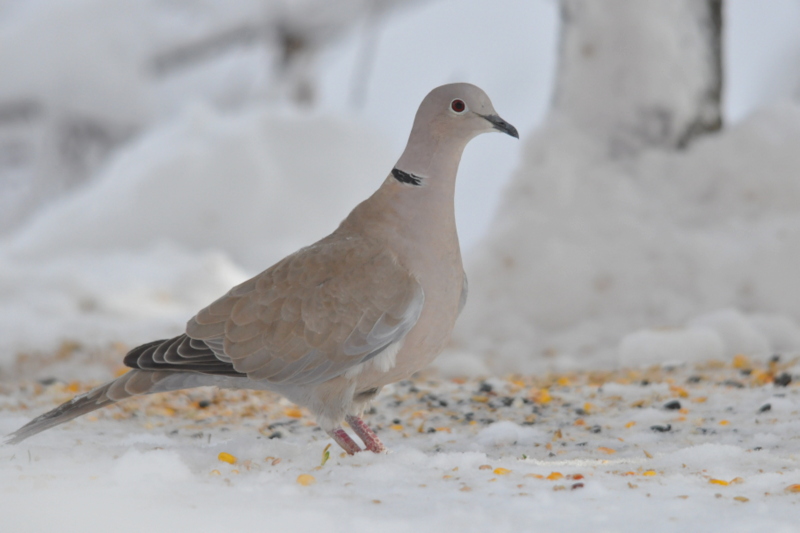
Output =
[
  {"x1": 475, "y1": 420, "x2": 546, "y2": 448},
  {"x1": 3, "y1": 102, "x2": 392, "y2": 271},
  {"x1": 619, "y1": 327, "x2": 724, "y2": 367},
  {"x1": 457, "y1": 102, "x2": 800, "y2": 373},
  {"x1": 0, "y1": 103, "x2": 393, "y2": 365},
  {"x1": 111, "y1": 449, "x2": 192, "y2": 484}
]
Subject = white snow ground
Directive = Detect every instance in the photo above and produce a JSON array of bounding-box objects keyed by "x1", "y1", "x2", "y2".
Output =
[{"x1": 1, "y1": 355, "x2": 799, "y2": 533}]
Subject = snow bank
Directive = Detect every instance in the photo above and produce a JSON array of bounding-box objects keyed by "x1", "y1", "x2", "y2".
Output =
[
  {"x1": 454, "y1": 102, "x2": 800, "y2": 373},
  {"x1": 0, "y1": 103, "x2": 393, "y2": 366},
  {"x1": 2, "y1": 102, "x2": 391, "y2": 270}
]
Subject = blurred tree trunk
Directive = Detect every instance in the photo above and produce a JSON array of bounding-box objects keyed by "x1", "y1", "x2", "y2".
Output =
[{"x1": 553, "y1": 0, "x2": 723, "y2": 156}]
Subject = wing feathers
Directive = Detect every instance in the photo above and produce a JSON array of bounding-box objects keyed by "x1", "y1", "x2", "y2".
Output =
[{"x1": 138, "y1": 234, "x2": 423, "y2": 385}]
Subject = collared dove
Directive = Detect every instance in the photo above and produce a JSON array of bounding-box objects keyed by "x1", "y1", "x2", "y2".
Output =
[{"x1": 6, "y1": 83, "x2": 518, "y2": 454}]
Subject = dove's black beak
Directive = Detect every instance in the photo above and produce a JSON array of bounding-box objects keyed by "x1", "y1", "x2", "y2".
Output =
[{"x1": 480, "y1": 113, "x2": 519, "y2": 139}]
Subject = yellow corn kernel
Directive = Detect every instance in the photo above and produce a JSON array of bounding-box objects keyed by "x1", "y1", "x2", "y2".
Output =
[
  {"x1": 389, "y1": 424, "x2": 404, "y2": 431},
  {"x1": 709, "y1": 479, "x2": 728, "y2": 486},
  {"x1": 719, "y1": 420, "x2": 730, "y2": 426},
  {"x1": 524, "y1": 473, "x2": 544, "y2": 479},
  {"x1": 284, "y1": 407, "x2": 303, "y2": 418},
  {"x1": 493, "y1": 468, "x2": 512, "y2": 475},
  {"x1": 691, "y1": 397, "x2": 708, "y2": 403},
  {"x1": 556, "y1": 376, "x2": 571, "y2": 387},
  {"x1": 642, "y1": 470, "x2": 657, "y2": 476},
  {"x1": 670, "y1": 386, "x2": 689, "y2": 398},
  {"x1": 598, "y1": 447, "x2": 616, "y2": 454},
  {"x1": 785, "y1": 484, "x2": 800, "y2": 493},
  {"x1": 732, "y1": 354, "x2": 749, "y2": 369},
  {"x1": 531, "y1": 389, "x2": 551, "y2": 404},
  {"x1": 751, "y1": 369, "x2": 772, "y2": 385},
  {"x1": 625, "y1": 421, "x2": 636, "y2": 428},
  {"x1": 546, "y1": 472, "x2": 563, "y2": 480},
  {"x1": 218, "y1": 452, "x2": 237, "y2": 464},
  {"x1": 296, "y1": 474, "x2": 316, "y2": 486},
  {"x1": 583, "y1": 402, "x2": 594, "y2": 413}
]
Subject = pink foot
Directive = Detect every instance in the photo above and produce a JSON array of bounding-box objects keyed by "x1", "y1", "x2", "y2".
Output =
[
  {"x1": 328, "y1": 427, "x2": 362, "y2": 455},
  {"x1": 346, "y1": 415, "x2": 387, "y2": 453}
]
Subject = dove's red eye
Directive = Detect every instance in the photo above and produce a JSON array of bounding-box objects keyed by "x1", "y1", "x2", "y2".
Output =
[{"x1": 450, "y1": 99, "x2": 466, "y2": 113}]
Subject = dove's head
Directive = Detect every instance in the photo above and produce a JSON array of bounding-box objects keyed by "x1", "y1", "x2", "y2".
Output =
[
  {"x1": 392, "y1": 83, "x2": 517, "y2": 183},
  {"x1": 411, "y1": 83, "x2": 519, "y2": 142}
]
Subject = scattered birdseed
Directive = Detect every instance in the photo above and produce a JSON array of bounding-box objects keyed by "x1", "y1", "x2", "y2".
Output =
[
  {"x1": 774, "y1": 373, "x2": 792, "y2": 387},
  {"x1": 284, "y1": 407, "x2": 303, "y2": 418},
  {"x1": 7, "y1": 350, "x2": 799, "y2": 508},
  {"x1": 296, "y1": 474, "x2": 316, "y2": 486},
  {"x1": 217, "y1": 452, "x2": 236, "y2": 464},
  {"x1": 732, "y1": 355, "x2": 750, "y2": 369},
  {"x1": 320, "y1": 444, "x2": 331, "y2": 467}
]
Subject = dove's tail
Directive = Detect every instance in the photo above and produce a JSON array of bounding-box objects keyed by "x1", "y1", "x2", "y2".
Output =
[{"x1": 4, "y1": 369, "x2": 193, "y2": 445}]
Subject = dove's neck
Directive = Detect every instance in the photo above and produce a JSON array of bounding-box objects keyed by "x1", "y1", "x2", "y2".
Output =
[
  {"x1": 340, "y1": 129, "x2": 468, "y2": 260},
  {"x1": 393, "y1": 129, "x2": 468, "y2": 192}
]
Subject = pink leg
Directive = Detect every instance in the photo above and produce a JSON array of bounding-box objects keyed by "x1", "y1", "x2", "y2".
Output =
[
  {"x1": 346, "y1": 415, "x2": 387, "y2": 453},
  {"x1": 328, "y1": 427, "x2": 362, "y2": 455}
]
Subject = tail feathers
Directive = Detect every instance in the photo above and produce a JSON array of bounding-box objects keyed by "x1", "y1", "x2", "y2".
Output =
[
  {"x1": 5, "y1": 382, "x2": 120, "y2": 445},
  {"x1": 4, "y1": 370, "x2": 179, "y2": 445}
]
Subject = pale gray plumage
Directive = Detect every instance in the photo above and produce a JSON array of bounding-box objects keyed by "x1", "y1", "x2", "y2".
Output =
[{"x1": 6, "y1": 83, "x2": 518, "y2": 452}]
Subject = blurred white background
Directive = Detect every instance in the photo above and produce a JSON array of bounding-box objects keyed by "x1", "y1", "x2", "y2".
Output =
[
  {"x1": 1, "y1": 0, "x2": 800, "y2": 370},
  {"x1": 2, "y1": 0, "x2": 799, "y2": 248}
]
